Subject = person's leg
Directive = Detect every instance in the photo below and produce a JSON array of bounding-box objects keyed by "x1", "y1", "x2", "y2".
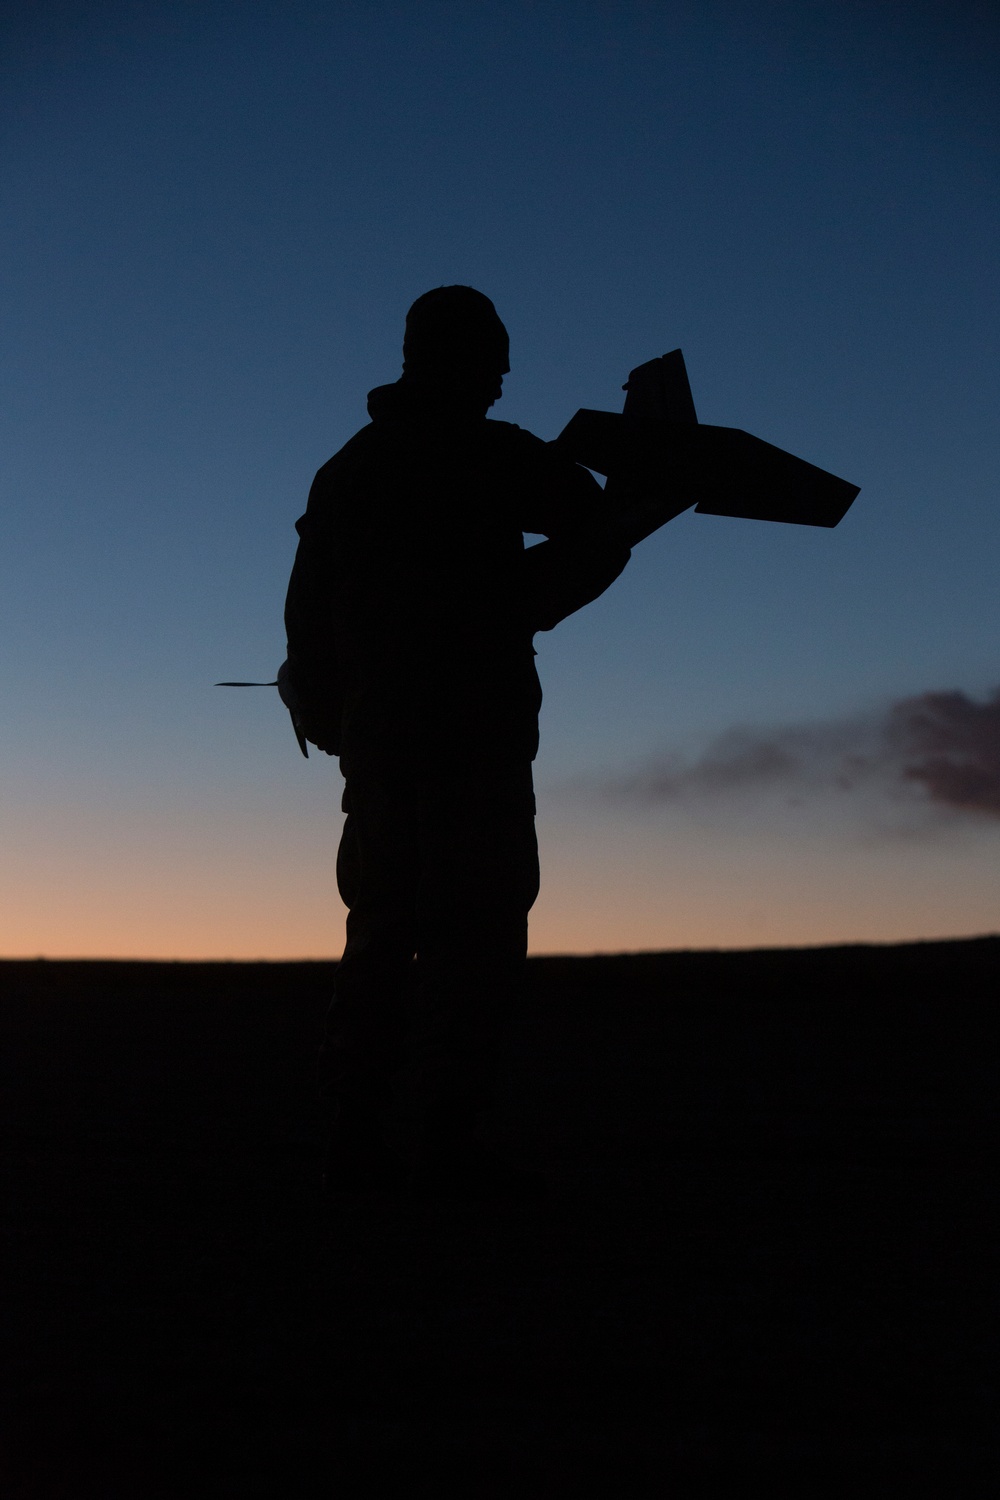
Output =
[
  {"x1": 406, "y1": 763, "x2": 541, "y2": 1189},
  {"x1": 319, "y1": 774, "x2": 418, "y2": 1187}
]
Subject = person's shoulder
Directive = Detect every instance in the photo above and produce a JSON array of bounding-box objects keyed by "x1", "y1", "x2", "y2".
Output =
[
  {"x1": 312, "y1": 423, "x2": 378, "y2": 484},
  {"x1": 485, "y1": 418, "x2": 540, "y2": 442},
  {"x1": 483, "y1": 419, "x2": 550, "y2": 459},
  {"x1": 296, "y1": 426, "x2": 380, "y2": 537},
  {"x1": 485, "y1": 419, "x2": 594, "y2": 482}
]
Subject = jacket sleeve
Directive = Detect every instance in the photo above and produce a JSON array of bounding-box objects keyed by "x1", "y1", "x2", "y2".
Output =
[{"x1": 519, "y1": 440, "x2": 632, "y2": 633}]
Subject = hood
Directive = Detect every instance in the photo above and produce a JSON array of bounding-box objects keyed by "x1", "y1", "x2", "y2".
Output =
[{"x1": 366, "y1": 377, "x2": 491, "y2": 426}]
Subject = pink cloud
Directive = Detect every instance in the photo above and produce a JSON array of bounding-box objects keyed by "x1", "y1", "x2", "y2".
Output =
[
  {"x1": 598, "y1": 684, "x2": 1000, "y2": 821},
  {"x1": 891, "y1": 688, "x2": 1000, "y2": 816}
]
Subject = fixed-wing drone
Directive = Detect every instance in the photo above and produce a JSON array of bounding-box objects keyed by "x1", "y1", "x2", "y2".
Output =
[{"x1": 553, "y1": 348, "x2": 859, "y2": 544}]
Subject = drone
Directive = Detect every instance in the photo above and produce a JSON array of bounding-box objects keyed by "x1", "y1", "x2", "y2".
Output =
[{"x1": 553, "y1": 348, "x2": 859, "y2": 542}]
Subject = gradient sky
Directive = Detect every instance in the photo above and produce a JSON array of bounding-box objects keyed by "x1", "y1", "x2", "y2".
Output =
[{"x1": 2, "y1": 0, "x2": 998, "y2": 957}]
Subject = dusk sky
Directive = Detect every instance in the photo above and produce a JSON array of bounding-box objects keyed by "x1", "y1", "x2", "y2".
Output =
[{"x1": 2, "y1": 0, "x2": 998, "y2": 958}]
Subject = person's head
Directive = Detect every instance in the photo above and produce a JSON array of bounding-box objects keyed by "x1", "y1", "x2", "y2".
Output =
[{"x1": 402, "y1": 286, "x2": 509, "y2": 410}]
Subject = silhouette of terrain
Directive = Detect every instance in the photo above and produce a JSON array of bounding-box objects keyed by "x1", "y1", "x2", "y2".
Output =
[{"x1": 1, "y1": 938, "x2": 996, "y2": 1492}]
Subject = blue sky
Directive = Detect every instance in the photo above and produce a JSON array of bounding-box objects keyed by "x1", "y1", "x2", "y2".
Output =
[{"x1": 2, "y1": 0, "x2": 998, "y2": 955}]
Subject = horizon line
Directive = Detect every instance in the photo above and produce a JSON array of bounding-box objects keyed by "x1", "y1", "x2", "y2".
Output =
[{"x1": 2, "y1": 931, "x2": 998, "y2": 964}]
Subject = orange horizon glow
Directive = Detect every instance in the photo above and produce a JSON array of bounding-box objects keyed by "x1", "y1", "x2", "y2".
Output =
[
  {"x1": 4, "y1": 876, "x2": 996, "y2": 962},
  {"x1": 5, "y1": 782, "x2": 998, "y2": 962}
]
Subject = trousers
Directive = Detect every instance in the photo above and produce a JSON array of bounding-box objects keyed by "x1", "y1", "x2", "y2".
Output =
[{"x1": 319, "y1": 760, "x2": 540, "y2": 1119}]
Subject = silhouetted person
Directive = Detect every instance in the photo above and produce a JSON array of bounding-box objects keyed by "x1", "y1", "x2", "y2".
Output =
[{"x1": 283, "y1": 286, "x2": 634, "y2": 1196}]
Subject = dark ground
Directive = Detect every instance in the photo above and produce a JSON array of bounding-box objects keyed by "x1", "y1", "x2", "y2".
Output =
[{"x1": 1, "y1": 938, "x2": 998, "y2": 1495}]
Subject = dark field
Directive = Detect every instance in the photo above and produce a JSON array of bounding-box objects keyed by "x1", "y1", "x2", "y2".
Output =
[{"x1": 2, "y1": 939, "x2": 998, "y2": 1494}]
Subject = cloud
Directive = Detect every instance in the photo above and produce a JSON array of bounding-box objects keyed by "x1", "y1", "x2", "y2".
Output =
[
  {"x1": 595, "y1": 685, "x2": 1000, "y2": 822},
  {"x1": 889, "y1": 689, "x2": 1000, "y2": 816}
]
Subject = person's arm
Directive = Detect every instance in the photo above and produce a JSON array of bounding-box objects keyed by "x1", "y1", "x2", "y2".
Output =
[
  {"x1": 521, "y1": 515, "x2": 630, "y2": 632},
  {"x1": 282, "y1": 479, "x2": 343, "y2": 755},
  {"x1": 603, "y1": 481, "x2": 695, "y2": 547},
  {"x1": 518, "y1": 441, "x2": 633, "y2": 633}
]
